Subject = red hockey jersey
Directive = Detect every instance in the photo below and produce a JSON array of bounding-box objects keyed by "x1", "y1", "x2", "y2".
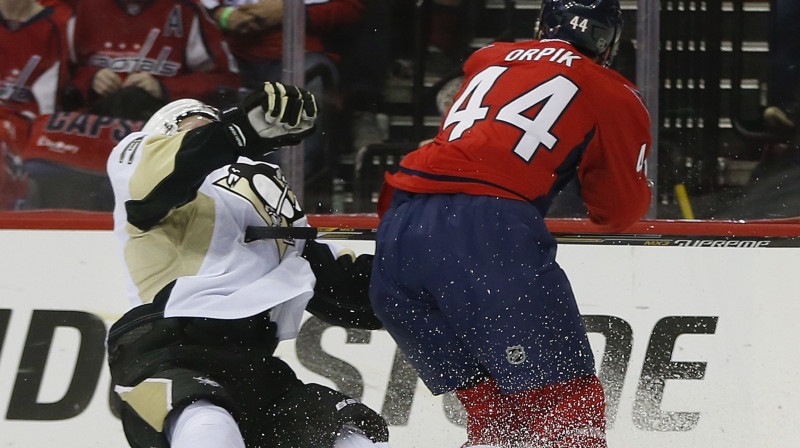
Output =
[
  {"x1": 69, "y1": 0, "x2": 240, "y2": 102},
  {"x1": 0, "y1": 5, "x2": 71, "y2": 116},
  {"x1": 386, "y1": 39, "x2": 652, "y2": 232}
]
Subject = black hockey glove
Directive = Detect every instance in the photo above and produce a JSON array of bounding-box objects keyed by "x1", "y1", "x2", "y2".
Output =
[
  {"x1": 221, "y1": 81, "x2": 317, "y2": 155},
  {"x1": 302, "y1": 240, "x2": 383, "y2": 330}
]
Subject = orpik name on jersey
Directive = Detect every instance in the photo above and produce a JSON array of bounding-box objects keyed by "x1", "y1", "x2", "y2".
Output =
[{"x1": 503, "y1": 47, "x2": 582, "y2": 67}]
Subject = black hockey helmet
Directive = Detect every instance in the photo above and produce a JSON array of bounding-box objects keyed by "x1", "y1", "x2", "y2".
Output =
[{"x1": 537, "y1": 0, "x2": 623, "y2": 67}]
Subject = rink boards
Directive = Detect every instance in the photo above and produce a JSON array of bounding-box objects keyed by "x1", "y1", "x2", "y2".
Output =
[{"x1": 0, "y1": 217, "x2": 799, "y2": 447}]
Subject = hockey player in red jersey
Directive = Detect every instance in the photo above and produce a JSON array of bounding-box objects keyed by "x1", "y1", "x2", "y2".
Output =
[
  {"x1": 369, "y1": 1, "x2": 651, "y2": 447},
  {"x1": 68, "y1": 0, "x2": 240, "y2": 120}
]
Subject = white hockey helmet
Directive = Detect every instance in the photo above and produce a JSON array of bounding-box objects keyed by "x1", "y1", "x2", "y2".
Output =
[{"x1": 141, "y1": 99, "x2": 220, "y2": 136}]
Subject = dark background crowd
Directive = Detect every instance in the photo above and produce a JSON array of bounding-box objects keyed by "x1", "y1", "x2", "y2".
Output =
[{"x1": 0, "y1": 0, "x2": 796, "y2": 220}]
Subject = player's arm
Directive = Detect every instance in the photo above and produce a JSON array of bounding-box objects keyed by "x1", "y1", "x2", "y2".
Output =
[
  {"x1": 578, "y1": 85, "x2": 652, "y2": 232},
  {"x1": 122, "y1": 125, "x2": 241, "y2": 231},
  {"x1": 125, "y1": 83, "x2": 317, "y2": 231},
  {"x1": 301, "y1": 240, "x2": 383, "y2": 330}
]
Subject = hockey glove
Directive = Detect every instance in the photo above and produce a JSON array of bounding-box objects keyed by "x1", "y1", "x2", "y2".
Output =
[
  {"x1": 302, "y1": 240, "x2": 383, "y2": 330},
  {"x1": 221, "y1": 81, "x2": 317, "y2": 155}
]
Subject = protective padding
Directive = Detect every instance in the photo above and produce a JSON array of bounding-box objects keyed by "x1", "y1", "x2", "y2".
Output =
[{"x1": 264, "y1": 383, "x2": 389, "y2": 448}]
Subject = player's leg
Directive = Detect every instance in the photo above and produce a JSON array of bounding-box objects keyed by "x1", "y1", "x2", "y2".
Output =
[
  {"x1": 403, "y1": 194, "x2": 600, "y2": 446},
  {"x1": 455, "y1": 377, "x2": 513, "y2": 447},
  {"x1": 510, "y1": 375, "x2": 607, "y2": 448},
  {"x1": 108, "y1": 305, "x2": 244, "y2": 448},
  {"x1": 166, "y1": 400, "x2": 245, "y2": 448},
  {"x1": 456, "y1": 375, "x2": 606, "y2": 448},
  {"x1": 369, "y1": 271, "x2": 489, "y2": 394},
  {"x1": 370, "y1": 191, "x2": 490, "y2": 395}
]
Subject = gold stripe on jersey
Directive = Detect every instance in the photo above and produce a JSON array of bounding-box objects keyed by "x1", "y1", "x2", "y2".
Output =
[
  {"x1": 125, "y1": 193, "x2": 215, "y2": 304},
  {"x1": 128, "y1": 134, "x2": 183, "y2": 201},
  {"x1": 115, "y1": 379, "x2": 173, "y2": 432}
]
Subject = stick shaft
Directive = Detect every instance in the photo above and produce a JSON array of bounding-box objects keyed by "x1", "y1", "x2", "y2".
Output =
[
  {"x1": 245, "y1": 226, "x2": 800, "y2": 247},
  {"x1": 245, "y1": 226, "x2": 376, "y2": 242}
]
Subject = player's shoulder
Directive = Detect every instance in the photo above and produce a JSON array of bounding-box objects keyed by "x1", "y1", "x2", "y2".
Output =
[
  {"x1": 577, "y1": 64, "x2": 646, "y2": 109},
  {"x1": 108, "y1": 131, "x2": 147, "y2": 167},
  {"x1": 108, "y1": 131, "x2": 179, "y2": 168},
  {"x1": 469, "y1": 39, "x2": 595, "y2": 70},
  {"x1": 467, "y1": 40, "x2": 535, "y2": 61},
  {"x1": 111, "y1": 130, "x2": 148, "y2": 150},
  {"x1": 464, "y1": 40, "x2": 534, "y2": 73}
]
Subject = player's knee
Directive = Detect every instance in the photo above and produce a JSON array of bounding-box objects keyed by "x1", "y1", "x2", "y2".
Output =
[{"x1": 167, "y1": 400, "x2": 245, "y2": 448}]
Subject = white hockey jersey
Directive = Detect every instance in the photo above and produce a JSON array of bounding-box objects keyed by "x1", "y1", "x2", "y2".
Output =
[{"x1": 107, "y1": 125, "x2": 315, "y2": 340}]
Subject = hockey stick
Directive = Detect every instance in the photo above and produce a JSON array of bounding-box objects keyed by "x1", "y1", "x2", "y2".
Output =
[
  {"x1": 244, "y1": 225, "x2": 800, "y2": 247},
  {"x1": 245, "y1": 226, "x2": 377, "y2": 242}
]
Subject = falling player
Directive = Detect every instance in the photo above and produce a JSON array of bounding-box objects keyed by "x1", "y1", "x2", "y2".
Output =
[{"x1": 105, "y1": 82, "x2": 388, "y2": 448}]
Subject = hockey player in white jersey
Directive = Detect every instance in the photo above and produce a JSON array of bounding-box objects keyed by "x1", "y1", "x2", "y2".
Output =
[{"x1": 105, "y1": 82, "x2": 389, "y2": 448}]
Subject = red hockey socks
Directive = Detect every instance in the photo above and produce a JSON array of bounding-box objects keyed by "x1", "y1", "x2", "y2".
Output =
[
  {"x1": 455, "y1": 375, "x2": 607, "y2": 448},
  {"x1": 455, "y1": 377, "x2": 512, "y2": 447}
]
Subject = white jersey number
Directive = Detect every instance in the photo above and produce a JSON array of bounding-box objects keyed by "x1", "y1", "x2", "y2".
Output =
[
  {"x1": 443, "y1": 66, "x2": 508, "y2": 141},
  {"x1": 442, "y1": 66, "x2": 580, "y2": 162}
]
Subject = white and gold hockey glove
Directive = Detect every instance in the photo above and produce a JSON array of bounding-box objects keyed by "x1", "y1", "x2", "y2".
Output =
[{"x1": 221, "y1": 81, "x2": 318, "y2": 154}]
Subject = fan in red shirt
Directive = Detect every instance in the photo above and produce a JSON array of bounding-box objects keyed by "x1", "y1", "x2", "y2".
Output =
[
  {"x1": 198, "y1": 0, "x2": 366, "y2": 212},
  {"x1": 369, "y1": 1, "x2": 652, "y2": 447},
  {"x1": 68, "y1": 0, "x2": 241, "y2": 121},
  {"x1": 199, "y1": 0, "x2": 363, "y2": 67},
  {"x1": 0, "y1": 0, "x2": 72, "y2": 209}
]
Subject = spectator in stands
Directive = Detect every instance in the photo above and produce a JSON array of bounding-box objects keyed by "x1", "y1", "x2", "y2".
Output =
[
  {"x1": 199, "y1": 0, "x2": 365, "y2": 212},
  {"x1": 0, "y1": 0, "x2": 72, "y2": 209},
  {"x1": 390, "y1": 0, "x2": 470, "y2": 80},
  {"x1": 67, "y1": 0, "x2": 241, "y2": 122},
  {"x1": 338, "y1": 0, "x2": 392, "y2": 154},
  {"x1": 732, "y1": 0, "x2": 800, "y2": 218},
  {"x1": 763, "y1": 0, "x2": 800, "y2": 136},
  {"x1": 105, "y1": 82, "x2": 390, "y2": 448},
  {"x1": 369, "y1": 1, "x2": 651, "y2": 447},
  {"x1": 427, "y1": 0, "x2": 469, "y2": 74}
]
